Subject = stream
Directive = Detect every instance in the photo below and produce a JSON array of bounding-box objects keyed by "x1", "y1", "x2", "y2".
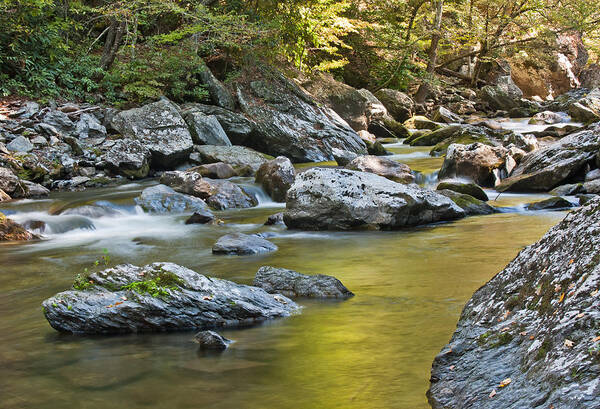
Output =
[{"x1": 0, "y1": 119, "x2": 571, "y2": 409}]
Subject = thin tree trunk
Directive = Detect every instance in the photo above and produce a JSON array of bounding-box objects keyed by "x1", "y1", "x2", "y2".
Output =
[
  {"x1": 415, "y1": 0, "x2": 444, "y2": 104},
  {"x1": 100, "y1": 19, "x2": 126, "y2": 71}
]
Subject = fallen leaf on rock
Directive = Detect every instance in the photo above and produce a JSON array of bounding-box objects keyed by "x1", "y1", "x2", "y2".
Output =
[
  {"x1": 569, "y1": 259, "x2": 574, "y2": 265},
  {"x1": 577, "y1": 313, "x2": 585, "y2": 318},
  {"x1": 593, "y1": 336, "x2": 600, "y2": 342},
  {"x1": 449, "y1": 365, "x2": 455, "y2": 371},
  {"x1": 559, "y1": 293, "x2": 565, "y2": 303},
  {"x1": 530, "y1": 335, "x2": 535, "y2": 340},
  {"x1": 519, "y1": 331, "x2": 527, "y2": 336},
  {"x1": 501, "y1": 327, "x2": 510, "y2": 332},
  {"x1": 499, "y1": 378, "x2": 511, "y2": 388},
  {"x1": 592, "y1": 290, "x2": 599, "y2": 297},
  {"x1": 106, "y1": 304, "x2": 113, "y2": 308},
  {"x1": 203, "y1": 296, "x2": 213, "y2": 301},
  {"x1": 114, "y1": 301, "x2": 123, "y2": 306},
  {"x1": 564, "y1": 339, "x2": 574, "y2": 348},
  {"x1": 489, "y1": 390, "x2": 497, "y2": 398}
]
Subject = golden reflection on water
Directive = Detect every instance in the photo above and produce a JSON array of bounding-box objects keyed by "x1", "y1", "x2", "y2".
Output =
[{"x1": 0, "y1": 185, "x2": 565, "y2": 409}]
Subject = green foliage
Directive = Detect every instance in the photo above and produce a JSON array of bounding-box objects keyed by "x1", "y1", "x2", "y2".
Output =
[
  {"x1": 72, "y1": 249, "x2": 111, "y2": 291},
  {"x1": 121, "y1": 270, "x2": 184, "y2": 299},
  {"x1": 102, "y1": 42, "x2": 209, "y2": 105}
]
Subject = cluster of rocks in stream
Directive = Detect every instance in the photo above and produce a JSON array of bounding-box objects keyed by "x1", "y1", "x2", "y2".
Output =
[
  {"x1": 42, "y1": 262, "x2": 354, "y2": 339},
  {"x1": 428, "y1": 197, "x2": 600, "y2": 409}
]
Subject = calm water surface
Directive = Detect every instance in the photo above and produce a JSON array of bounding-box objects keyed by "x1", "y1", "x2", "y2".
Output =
[{"x1": 1, "y1": 138, "x2": 567, "y2": 409}]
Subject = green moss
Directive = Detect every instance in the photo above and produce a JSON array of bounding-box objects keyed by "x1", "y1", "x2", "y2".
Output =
[
  {"x1": 121, "y1": 270, "x2": 184, "y2": 298},
  {"x1": 430, "y1": 134, "x2": 492, "y2": 156},
  {"x1": 536, "y1": 338, "x2": 552, "y2": 360},
  {"x1": 491, "y1": 332, "x2": 514, "y2": 348},
  {"x1": 73, "y1": 273, "x2": 95, "y2": 291},
  {"x1": 478, "y1": 331, "x2": 491, "y2": 346}
]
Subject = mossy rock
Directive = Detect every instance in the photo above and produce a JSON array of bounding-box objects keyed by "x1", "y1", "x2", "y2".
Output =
[
  {"x1": 437, "y1": 181, "x2": 489, "y2": 201},
  {"x1": 430, "y1": 134, "x2": 493, "y2": 156}
]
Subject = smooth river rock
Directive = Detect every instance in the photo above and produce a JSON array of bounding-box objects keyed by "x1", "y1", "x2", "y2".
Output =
[
  {"x1": 135, "y1": 184, "x2": 212, "y2": 215},
  {"x1": 428, "y1": 198, "x2": 600, "y2": 409},
  {"x1": 194, "y1": 330, "x2": 232, "y2": 350},
  {"x1": 253, "y1": 266, "x2": 354, "y2": 299},
  {"x1": 42, "y1": 262, "x2": 297, "y2": 334},
  {"x1": 255, "y1": 156, "x2": 296, "y2": 202},
  {"x1": 284, "y1": 168, "x2": 465, "y2": 230},
  {"x1": 212, "y1": 233, "x2": 278, "y2": 255}
]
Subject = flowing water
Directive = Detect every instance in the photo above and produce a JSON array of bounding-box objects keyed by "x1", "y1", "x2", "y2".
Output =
[{"x1": 0, "y1": 122, "x2": 571, "y2": 409}]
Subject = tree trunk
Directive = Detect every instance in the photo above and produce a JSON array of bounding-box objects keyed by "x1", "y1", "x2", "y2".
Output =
[
  {"x1": 100, "y1": 19, "x2": 126, "y2": 71},
  {"x1": 415, "y1": 0, "x2": 444, "y2": 104}
]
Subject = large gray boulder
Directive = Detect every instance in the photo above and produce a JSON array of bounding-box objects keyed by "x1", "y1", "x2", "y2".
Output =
[
  {"x1": 41, "y1": 110, "x2": 75, "y2": 135},
  {"x1": 160, "y1": 171, "x2": 256, "y2": 210},
  {"x1": 110, "y1": 98, "x2": 193, "y2": 168},
  {"x1": 497, "y1": 125, "x2": 600, "y2": 192},
  {"x1": 438, "y1": 143, "x2": 511, "y2": 187},
  {"x1": 428, "y1": 198, "x2": 600, "y2": 409},
  {"x1": 75, "y1": 113, "x2": 107, "y2": 140},
  {"x1": 198, "y1": 62, "x2": 236, "y2": 110},
  {"x1": 212, "y1": 233, "x2": 277, "y2": 255},
  {"x1": 184, "y1": 111, "x2": 232, "y2": 146},
  {"x1": 236, "y1": 71, "x2": 367, "y2": 162},
  {"x1": 255, "y1": 156, "x2": 296, "y2": 202},
  {"x1": 42, "y1": 262, "x2": 297, "y2": 334},
  {"x1": 568, "y1": 88, "x2": 600, "y2": 122},
  {"x1": 193, "y1": 145, "x2": 270, "y2": 174},
  {"x1": 135, "y1": 184, "x2": 212, "y2": 214},
  {"x1": 254, "y1": 266, "x2": 354, "y2": 299},
  {"x1": 284, "y1": 168, "x2": 465, "y2": 230},
  {"x1": 345, "y1": 155, "x2": 414, "y2": 184},
  {"x1": 181, "y1": 103, "x2": 257, "y2": 146},
  {"x1": 479, "y1": 75, "x2": 524, "y2": 111},
  {"x1": 437, "y1": 189, "x2": 495, "y2": 216},
  {"x1": 374, "y1": 88, "x2": 414, "y2": 122},
  {"x1": 102, "y1": 139, "x2": 151, "y2": 179}
]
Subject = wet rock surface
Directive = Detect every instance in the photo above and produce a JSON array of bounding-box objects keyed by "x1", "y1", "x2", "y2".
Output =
[
  {"x1": 437, "y1": 190, "x2": 495, "y2": 216},
  {"x1": 428, "y1": 198, "x2": 600, "y2": 409},
  {"x1": 345, "y1": 155, "x2": 414, "y2": 184},
  {"x1": 212, "y1": 233, "x2": 278, "y2": 255},
  {"x1": 284, "y1": 168, "x2": 464, "y2": 230},
  {"x1": 436, "y1": 181, "x2": 489, "y2": 201},
  {"x1": 135, "y1": 185, "x2": 212, "y2": 214},
  {"x1": 42, "y1": 262, "x2": 297, "y2": 334},
  {"x1": 438, "y1": 143, "x2": 510, "y2": 187},
  {"x1": 194, "y1": 330, "x2": 232, "y2": 350},
  {"x1": 193, "y1": 145, "x2": 270, "y2": 174},
  {"x1": 253, "y1": 266, "x2": 354, "y2": 299},
  {"x1": 255, "y1": 156, "x2": 296, "y2": 202},
  {"x1": 0, "y1": 213, "x2": 38, "y2": 241},
  {"x1": 525, "y1": 196, "x2": 575, "y2": 211}
]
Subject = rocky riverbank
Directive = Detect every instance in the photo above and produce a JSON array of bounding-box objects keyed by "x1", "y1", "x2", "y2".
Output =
[{"x1": 428, "y1": 198, "x2": 600, "y2": 408}]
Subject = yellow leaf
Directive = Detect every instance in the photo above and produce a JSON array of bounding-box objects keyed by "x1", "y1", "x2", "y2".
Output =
[
  {"x1": 489, "y1": 390, "x2": 497, "y2": 398},
  {"x1": 559, "y1": 293, "x2": 565, "y2": 303},
  {"x1": 499, "y1": 378, "x2": 511, "y2": 388},
  {"x1": 564, "y1": 339, "x2": 574, "y2": 348}
]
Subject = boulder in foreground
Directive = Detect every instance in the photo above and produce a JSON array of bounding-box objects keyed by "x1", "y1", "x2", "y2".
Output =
[
  {"x1": 254, "y1": 266, "x2": 354, "y2": 299},
  {"x1": 42, "y1": 262, "x2": 297, "y2": 334},
  {"x1": 428, "y1": 198, "x2": 600, "y2": 409},
  {"x1": 284, "y1": 168, "x2": 465, "y2": 230},
  {"x1": 212, "y1": 233, "x2": 277, "y2": 255}
]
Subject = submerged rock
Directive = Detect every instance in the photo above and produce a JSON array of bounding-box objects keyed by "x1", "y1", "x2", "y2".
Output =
[
  {"x1": 212, "y1": 233, "x2": 277, "y2": 255},
  {"x1": 185, "y1": 211, "x2": 216, "y2": 225},
  {"x1": 264, "y1": 212, "x2": 284, "y2": 226},
  {"x1": 194, "y1": 330, "x2": 232, "y2": 350},
  {"x1": 284, "y1": 168, "x2": 464, "y2": 230},
  {"x1": 135, "y1": 184, "x2": 211, "y2": 214},
  {"x1": 192, "y1": 162, "x2": 237, "y2": 179},
  {"x1": 253, "y1": 266, "x2": 354, "y2": 299},
  {"x1": 110, "y1": 98, "x2": 193, "y2": 168},
  {"x1": 525, "y1": 196, "x2": 575, "y2": 210},
  {"x1": 255, "y1": 156, "x2": 296, "y2": 202},
  {"x1": 345, "y1": 155, "x2": 414, "y2": 184},
  {"x1": 428, "y1": 198, "x2": 600, "y2": 409},
  {"x1": 42, "y1": 262, "x2": 297, "y2": 334}
]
